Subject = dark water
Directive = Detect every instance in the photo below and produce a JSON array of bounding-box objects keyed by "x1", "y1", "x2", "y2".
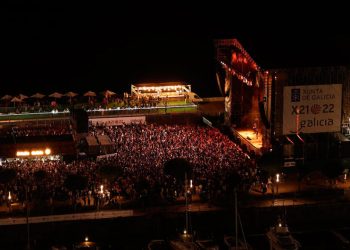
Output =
[
  {"x1": 248, "y1": 231, "x2": 342, "y2": 250},
  {"x1": 1, "y1": 209, "x2": 350, "y2": 250}
]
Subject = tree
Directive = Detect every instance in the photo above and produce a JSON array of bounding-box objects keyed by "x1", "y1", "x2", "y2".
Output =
[
  {"x1": 225, "y1": 171, "x2": 243, "y2": 202},
  {"x1": 64, "y1": 174, "x2": 88, "y2": 213},
  {"x1": 226, "y1": 171, "x2": 241, "y2": 191},
  {"x1": 322, "y1": 158, "x2": 344, "y2": 186},
  {"x1": 33, "y1": 170, "x2": 47, "y2": 183},
  {"x1": 64, "y1": 174, "x2": 88, "y2": 191},
  {"x1": 31, "y1": 170, "x2": 48, "y2": 205},
  {"x1": 135, "y1": 178, "x2": 150, "y2": 193},
  {"x1": 98, "y1": 165, "x2": 122, "y2": 182},
  {"x1": 164, "y1": 158, "x2": 193, "y2": 234},
  {"x1": 0, "y1": 168, "x2": 16, "y2": 184},
  {"x1": 340, "y1": 158, "x2": 350, "y2": 171},
  {"x1": 257, "y1": 151, "x2": 283, "y2": 176},
  {"x1": 163, "y1": 158, "x2": 193, "y2": 183}
]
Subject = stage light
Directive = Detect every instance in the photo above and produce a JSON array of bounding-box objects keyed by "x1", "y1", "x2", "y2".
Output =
[
  {"x1": 31, "y1": 150, "x2": 44, "y2": 156},
  {"x1": 16, "y1": 151, "x2": 30, "y2": 156},
  {"x1": 45, "y1": 148, "x2": 51, "y2": 155},
  {"x1": 16, "y1": 149, "x2": 52, "y2": 156}
]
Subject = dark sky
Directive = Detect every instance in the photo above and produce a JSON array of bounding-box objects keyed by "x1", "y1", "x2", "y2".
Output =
[{"x1": 1, "y1": 4, "x2": 350, "y2": 97}]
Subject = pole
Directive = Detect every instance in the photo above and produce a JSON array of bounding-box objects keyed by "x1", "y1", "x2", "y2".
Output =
[
  {"x1": 26, "y1": 185, "x2": 30, "y2": 250},
  {"x1": 235, "y1": 188, "x2": 238, "y2": 250},
  {"x1": 276, "y1": 174, "x2": 280, "y2": 196},
  {"x1": 238, "y1": 212, "x2": 248, "y2": 250},
  {"x1": 185, "y1": 172, "x2": 189, "y2": 234}
]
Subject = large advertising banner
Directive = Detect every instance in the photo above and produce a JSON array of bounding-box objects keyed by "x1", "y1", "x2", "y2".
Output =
[{"x1": 283, "y1": 84, "x2": 342, "y2": 134}]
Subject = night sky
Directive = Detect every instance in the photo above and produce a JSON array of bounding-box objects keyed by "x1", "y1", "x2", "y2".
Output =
[{"x1": 1, "y1": 4, "x2": 350, "y2": 97}]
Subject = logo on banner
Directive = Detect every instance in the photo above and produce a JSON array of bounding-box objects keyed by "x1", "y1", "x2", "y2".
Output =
[
  {"x1": 310, "y1": 104, "x2": 322, "y2": 114},
  {"x1": 291, "y1": 89, "x2": 300, "y2": 102}
]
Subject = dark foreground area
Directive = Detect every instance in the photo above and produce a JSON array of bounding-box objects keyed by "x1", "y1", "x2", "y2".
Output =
[{"x1": 3, "y1": 201, "x2": 350, "y2": 250}]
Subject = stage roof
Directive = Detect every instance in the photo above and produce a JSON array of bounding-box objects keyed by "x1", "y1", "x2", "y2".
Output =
[
  {"x1": 132, "y1": 82, "x2": 188, "y2": 87},
  {"x1": 214, "y1": 38, "x2": 261, "y2": 71}
]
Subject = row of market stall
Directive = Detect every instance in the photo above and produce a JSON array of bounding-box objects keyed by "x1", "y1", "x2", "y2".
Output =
[{"x1": 0, "y1": 90, "x2": 117, "y2": 103}]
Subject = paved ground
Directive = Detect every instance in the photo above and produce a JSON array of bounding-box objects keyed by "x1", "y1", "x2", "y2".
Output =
[
  {"x1": 245, "y1": 171, "x2": 350, "y2": 207},
  {"x1": 250, "y1": 171, "x2": 350, "y2": 196},
  {"x1": 1, "y1": 172, "x2": 350, "y2": 224}
]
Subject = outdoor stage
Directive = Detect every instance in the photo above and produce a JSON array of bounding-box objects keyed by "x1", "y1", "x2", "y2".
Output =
[{"x1": 235, "y1": 128, "x2": 263, "y2": 155}]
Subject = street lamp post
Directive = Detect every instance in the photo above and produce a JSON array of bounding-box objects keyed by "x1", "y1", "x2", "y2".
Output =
[
  {"x1": 276, "y1": 173, "x2": 280, "y2": 195},
  {"x1": 97, "y1": 185, "x2": 104, "y2": 211},
  {"x1": 8, "y1": 191, "x2": 12, "y2": 213},
  {"x1": 26, "y1": 185, "x2": 30, "y2": 250},
  {"x1": 184, "y1": 173, "x2": 189, "y2": 235}
]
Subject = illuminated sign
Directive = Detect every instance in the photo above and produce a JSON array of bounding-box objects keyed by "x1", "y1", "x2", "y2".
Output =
[
  {"x1": 16, "y1": 148, "x2": 52, "y2": 157},
  {"x1": 283, "y1": 84, "x2": 342, "y2": 134}
]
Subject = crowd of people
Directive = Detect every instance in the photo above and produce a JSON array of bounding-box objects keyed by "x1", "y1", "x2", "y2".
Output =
[
  {"x1": 0, "y1": 120, "x2": 72, "y2": 138},
  {"x1": 109, "y1": 94, "x2": 162, "y2": 109},
  {"x1": 0, "y1": 122, "x2": 258, "y2": 212},
  {"x1": 0, "y1": 93, "x2": 177, "y2": 115},
  {"x1": 90, "y1": 123, "x2": 257, "y2": 191}
]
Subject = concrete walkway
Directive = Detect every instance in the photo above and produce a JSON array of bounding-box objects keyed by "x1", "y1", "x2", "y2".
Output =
[
  {"x1": 1, "y1": 173, "x2": 350, "y2": 226},
  {"x1": 0, "y1": 203, "x2": 220, "y2": 226}
]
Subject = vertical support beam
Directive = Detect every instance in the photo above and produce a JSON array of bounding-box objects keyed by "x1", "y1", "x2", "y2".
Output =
[{"x1": 224, "y1": 71, "x2": 233, "y2": 126}]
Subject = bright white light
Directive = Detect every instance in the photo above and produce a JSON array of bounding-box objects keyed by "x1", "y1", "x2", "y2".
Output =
[
  {"x1": 45, "y1": 148, "x2": 51, "y2": 155},
  {"x1": 8, "y1": 191, "x2": 11, "y2": 200},
  {"x1": 190, "y1": 179, "x2": 193, "y2": 188},
  {"x1": 276, "y1": 174, "x2": 280, "y2": 183},
  {"x1": 16, "y1": 151, "x2": 30, "y2": 156},
  {"x1": 85, "y1": 236, "x2": 88, "y2": 242},
  {"x1": 31, "y1": 150, "x2": 44, "y2": 156}
]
